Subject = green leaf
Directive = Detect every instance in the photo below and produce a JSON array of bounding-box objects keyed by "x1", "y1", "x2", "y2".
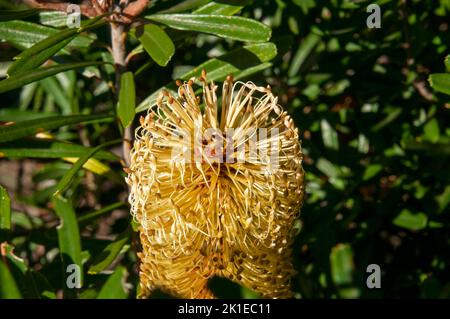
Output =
[
  {"x1": 362, "y1": 164, "x2": 383, "y2": 181},
  {"x1": 320, "y1": 119, "x2": 339, "y2": 150},
  {"x1": 429, "y1": 73, "x2": 450, "y2": 95},
  {"x1": 8, "y1": 36, "x2": 75, "y2": 76},
  {"x1": 52, "y1": 195, "x2": 83, "y2": 294},
  {"x1": 403, "y1": 140, "x2": 450, "y2": 156},
  {"x1": 0, "y1": 259, "x2": 22, "y2": 299},
  {"x1": 330, "y1": 243, "x2": 354, "y2": 286},
  {"x1": 136, "y1": 87, "x2": 176, "y2": 113},
  {"x1": 0, "y1": 185, "x2": 11, "y2": 241},
  {"x1": 393, "y1": 209, "x2": 428, "y2": 231},
  {"x1": 78, "y1": 202, "x2": 127, "y2": 224},
  {"x1": 54, "y1": 140, "x2": 120, "y2": 196},
  {"x1": 180, "y1": 42, "x2": 277, "y2": 81},
  {"x1": 0, "y1": 140, "x2": 119, "y2": 161},
  {"x1": 131, "y1": 24, "x2": 175, "y2": 67},
  {"x1": 316, "y1": 158, "x2": 341, "y2": 178},
  {"x1": 423, "y1": 118, "x2": 440, "y2": 143},
  {"x1": 194, "y1": 0, "x2": 251, "y2": 15},
  {"x1": 445, "y1": 55, "x2": 450, "y2": 72},
  {"x1": 0, "y1": 61, "x2": 105, "y2": 94},
  {"x1": 0, "y1": 9, "x2": 38, "y2": 21},
  {"x1": 288, "y1": 32, "x2": 321, "y2": 77},
  {"x1": 8, "y1": 17, "x2": 105, "y2": 75},
  {"x1": 0, "y1": 20, "x2": 94, "y2": 50},
  {"x1": 0, "y1": 114, "x2": 111, "y2": 144},
  {"x1": 97, "y1": 266, "x2": 128, "y2": 299},
  {"x1": 88, "y1": 228, "x2": 131, "y2": 274},
  {"x1": 145, "y1": 14, "x2": 271, "y2": 42},
  {"x1": 117, "y1": 72, "x2": 136, "y2": 128}
]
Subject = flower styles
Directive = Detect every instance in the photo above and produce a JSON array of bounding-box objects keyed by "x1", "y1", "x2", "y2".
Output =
[{"x1": 126, "y1": 72, "x2": 305, "y2": 298}]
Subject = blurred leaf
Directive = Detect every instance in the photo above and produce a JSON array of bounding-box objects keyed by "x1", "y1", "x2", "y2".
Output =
[
  {"x1": 320, "y1": 119, "x2": 339, "y2": 150},
  {"x1": 0, "y1": 114, "x2": 112, "y2": 143},
  {"x1": 194, "y1": 0, "x2": 251, "y2": 15},
  {"x1": 0, "y1": 140, "x2": 119, "y2": 160},
  {"x1": 0, "y1": 259, "x2": 22, "y2": 299},
  {"x1": 393, "y1": 209, "x2": 428, "y2": 231},
  {"x1": 330, "y1": 244, "x2": 354, "y2": 286},
  {"x1": 146, "y1": 14, "x2": 271, "y2": 42},
  {"x1": 423, "y1": 118, "x2": 440, "y2": 143},
  {"x1": 445, "y1": 55, "x2": 450, "y2": 72},
  {"x1": 54, "y1": 140, "x2": 120, "y2": 196},
  {"x1": 435, "y1": 185, "x2": 450, "y2": 214},
  {"x1": 117, "y1": 72, "x2": 136, "y2": 128},
  {"x1": 403, "y1": 140, "x2": 450, "y2": 156},
  {"x1": 88, "y1": 228, "x2": 131, "y2": 274},
  {"x1": 63, "y1": 157, "x2": 110, "y2": 175},
  {"x1": 0, "y1": 61, "x2": 105, "y2": 94},
  {"x1": 131, "y1": 24, "x2": 175, "y2": 67},
  {"x1": 288, "y1": 32, "x2": 321, "y2": 77},
  {"x1": 78, "y1": 202, "x2": 127, "y2": 224},
  {"x1": 429, "y1": 73, "x2": 450, "y2": 95},
  {"x1": 52, "y1": 195, "x2": 83, "y2": 294},
  {"x1": 316, "y1": 158, "x2": 341, "y2": 178},
  {"x1": 0, "y1": 185, "x2": 11, "y2": 241},
  {"x1": 0, "y1": 9, "x2": 38, "y2": 21},
  {"x1": 161, "y1": 0, "x2": 210, "y2": 13},
  {"x1": 96, "y1": 266, "x2": 128, "y2": 299},
  {"x1": 362, "y1": 164, "x2": 383, "y2": 181},
  {"x1": 371, "y1": 108, "x2": 402, "y2": 132}
]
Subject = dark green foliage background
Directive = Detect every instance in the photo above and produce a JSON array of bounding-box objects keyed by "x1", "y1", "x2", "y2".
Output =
[{"x1": 0, "y1": 0, "x2": 449, "y2": 299}]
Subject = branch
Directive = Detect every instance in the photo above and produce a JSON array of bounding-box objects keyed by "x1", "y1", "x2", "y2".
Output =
[{"x1": 22, "y1": 0, "x2": 98, "y2": 17}]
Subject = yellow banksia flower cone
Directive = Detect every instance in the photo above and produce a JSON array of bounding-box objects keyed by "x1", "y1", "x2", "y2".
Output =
[{"x1": 126, "y1": 72, "x2": 305, "y2": 299}]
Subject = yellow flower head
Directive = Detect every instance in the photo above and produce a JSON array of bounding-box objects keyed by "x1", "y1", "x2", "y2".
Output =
[{"x1": 126, "y1": 72, "x2": 305, "y2": 298}]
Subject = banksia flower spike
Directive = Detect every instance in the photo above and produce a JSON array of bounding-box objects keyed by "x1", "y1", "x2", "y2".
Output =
[{"x1": 126, "y1": 72, "x2": 305, "y2": 299}]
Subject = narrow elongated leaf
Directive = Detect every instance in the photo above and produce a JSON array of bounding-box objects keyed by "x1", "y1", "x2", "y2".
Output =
[
  {"x1": 0, "y1": 20, "x2": 94, "y2": 50},
  {"x1": 97, "y1": 266, "x2": 128, "y2": 299},
  {"x1": 0, "y1": 259, "x2": 22, "y2": 299},
  {"x1": 0, "y1": 185, "x2": 11, "y2": 241},
  {"x1": 8, "y1": 17, "x2": 105, "y2": 75},
  {"x1": 88, "y1": 228, "x2": 131, "y2": 274},
  {"x1": 0, "y1": 9, "x2": 38, "y2": 21},
  {"x1": 8, "y1": 36, "x2": 76, "y2": 76},
  {"x1": 78, "y1": 202, "x2": 127, "y2": 224},
  {"x1": 146, "y1": 14, "x2": 271, "y2": 42},
  {"x1": 0, "y1": 140, "x2": 118, "y2": 161},
  {"x1": 54, "y1": 140, "x2": 120, "y2": 196},
  {"x1": 131, "y1": 24, "x2": 175, "y2": 67},
  {"x1": 52, "y1": 195, "x2": 83, "y2": 293},
  {"x1": 0, "y1": 114, "x2": 111, "y2": 143},
  {"x1": 180, "y1": 42, "x2": 277, "y2": 81},
  {"x1": 288, "y1": 32, "x2": 321, "y2": 77},
  {"x1": 117, "y1": 72, "x2": 136, "y2": 128},
  {"x1": 0, "y1": 61, "x2": 105, "y2": 94}
]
